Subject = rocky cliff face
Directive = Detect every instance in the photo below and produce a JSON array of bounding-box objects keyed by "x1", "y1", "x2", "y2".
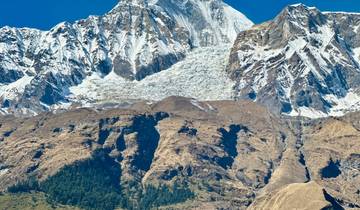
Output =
[
  {"x1": 227, "y1": 4, "x2": 360, "y2": 117},
  {"x1": 0, "y1": 0, "x2": 252, "y2": 115}
]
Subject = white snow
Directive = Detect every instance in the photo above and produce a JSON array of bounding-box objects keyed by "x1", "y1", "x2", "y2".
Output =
[
  {"x1": 2, "y1": 1, "x2": 360, "y2": 121},
  {"x1": 0, "y1": 109, "x2": 6, "y2": 115},
  {"x1": 353, "y1": 24, "x2": 360, "y2": 34},
  {"x1": 252, "y1": 66, "x2": 268, "y2": 94},
  {"x1": 0, "y1": 0, "x2": 254, "y2": 117},
  {"x1": 287, "y1": 107, "x2": 328, "y2": 119},
  {"x1": 69, "y1": 45, "x2": 235, "y2": 104},
  {"x1": 155, "y1": 0, "x2": 252, "y2": 47},
  {"x1": 353, "y1": 47, "x2": 360, "y2": 62},
  {"x1": 289, "y1": 3, "x2": 317, "y2": 10},
  {"x1": 325, "y1": 91, "x2": 360, "y2": 116},
  {"x1": 0, "y1": 75, "x2": 34, "y2": 100},
  {"x1": 233, "y1": 8, "x2": 360, "y2": 120},
  {"x1": 0, "y1": 168, "x2": 9, "y2": 176},
  {"x1": 323, "y1": 11, "x2": 360, "y2": 15},
  {"x1": 50, "y1": 102, "x2": 73, "y2": 112},
  {"x1": 286, "y1": 91, "x2": 360, "y2": 119},
  {"x1": 190, "y1": 99, "x2": 206, "y2": 111},
  {"x1": 285, "y1": 23, "x2": 336, "y2": 79}
]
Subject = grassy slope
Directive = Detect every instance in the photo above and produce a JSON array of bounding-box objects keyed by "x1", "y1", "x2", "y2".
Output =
[{"x1": 0, "y1": 193, "x2": 80, "y2": 210}]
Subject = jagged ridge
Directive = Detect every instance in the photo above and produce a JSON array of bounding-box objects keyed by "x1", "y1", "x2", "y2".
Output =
[
  {"x1": 227, "y1": 4, "x2": 360, "y2": 118},
  {"x1": 0, "y1": 0, "x2": 252, "y2": 115}
]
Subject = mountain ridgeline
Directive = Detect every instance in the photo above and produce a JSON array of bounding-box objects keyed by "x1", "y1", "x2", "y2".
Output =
[
  {"x1": 228, "y1": 4, "x2": 360, "y2": 117},
  {"x1": 1, "y1": 2, "x2": 360, "y2": 118},
  {"x1": 1, "y1": 1, "x2": 360, "y2": 210},
  {"x1": 0, "y1": 0, "x2": 252, "y2": 115}
]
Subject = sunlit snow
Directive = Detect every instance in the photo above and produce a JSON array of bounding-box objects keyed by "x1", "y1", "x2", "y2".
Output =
[{"x1": 69, "y1": 45, "x2": 235, "y2": 104}]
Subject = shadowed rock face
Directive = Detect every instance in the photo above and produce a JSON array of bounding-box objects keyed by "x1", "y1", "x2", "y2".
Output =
[
  {"x1": 227, "y1": 4, "x2": 360, "y2": 116},
  {"x1": 127, "y1": 114, "x2": 165, "y2": 171},
  {"x1": 0, "y1": 97, "x2": 359, "y2": 209},
  {"x1": 0, "y1": 68, "x2": 24, "y2": 84},
  {"x1": 215, "y1": 124, "x2": 244, "y2": 169},
  {"x1": 321, "y1": 159, "x2": 341, "y2": 179}
]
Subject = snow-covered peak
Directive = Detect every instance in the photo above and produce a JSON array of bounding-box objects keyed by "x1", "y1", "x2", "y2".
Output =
[
  {"x1": 153, "y1": 0, "x2": 253, "y2": 44},
  {"x1": 287, "y1": 3, "x2": 317, "y2": 10},
  {"x1": 275, "y1": 3, "x2": 326, "y2": 32},
  {"x1": 0, "y1": 0, "x2": 253, "y2": 115},
  {"x1": 228, "y1": 5, "x2": 360, "y2": 118},
  {"x1": 110, "y1": 0, "x2": 148, "y2": 11},
  {"x1": 108, "y1": 0, "x2": 253, "y2": 47}
]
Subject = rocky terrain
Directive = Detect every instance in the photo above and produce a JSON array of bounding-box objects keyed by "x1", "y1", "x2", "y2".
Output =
[
  {"x1": 0, "y1": 96, "x2": 358, "y2": 209},
  {"x1": 228, "y1": 4, "x2": 360, "y2": 117}
]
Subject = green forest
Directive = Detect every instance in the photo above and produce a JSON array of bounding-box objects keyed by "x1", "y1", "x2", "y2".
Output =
[{"x1": 7, "y1": 149, "x2": 194, "y2": 210}]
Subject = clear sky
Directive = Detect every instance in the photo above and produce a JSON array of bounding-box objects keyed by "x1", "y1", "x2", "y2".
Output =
[
  {"x1": 226, "y1": 0, "x2": 360, "y2": 23},
  {"x1": 1, "y1": 0, "x2": 360, "y2": 30}
]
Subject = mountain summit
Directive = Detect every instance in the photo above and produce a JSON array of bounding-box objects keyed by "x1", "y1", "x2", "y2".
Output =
[
  {"x1": 0, "y1": 0, "x2": 252, "y2": 115},
  {"x1": 227, "y1": 4, "x2": 360, "y2": 117},
  {"x1": 2, "y1": 3, "x2": 360, "y2": 119}
]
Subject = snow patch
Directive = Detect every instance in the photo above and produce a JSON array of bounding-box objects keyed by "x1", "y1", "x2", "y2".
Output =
[
  {"x1": 323, "y1": 11, "x2": 360, "y2": 15},
  {"x1": 287, "y1": 91, "x2": 360, "y2": 119},
  {"x1": 287, "y1": 107, "x2": 328, "y2": 119},
  {"x1": 190, "y1": 99, "x2": 206, "y2": 111},
  {"x1": 325, "y1": 91, "x2": 360, "y2": 116},
  {"x1": 0, "y1": 168, "x2": 9, "y2": 176},
  {"x1": 0, "y1": 75, "x2": 34, "y2": 100},
  {"x1": 353, "y1": 47, "x2": 360, "y2": 62}
]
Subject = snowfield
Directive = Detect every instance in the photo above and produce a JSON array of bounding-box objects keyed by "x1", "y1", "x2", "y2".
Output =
[{"x1": 69, "y1": 45, "x2": 235, "y2": 104}]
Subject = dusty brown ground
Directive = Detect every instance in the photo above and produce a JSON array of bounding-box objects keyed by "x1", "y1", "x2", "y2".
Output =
[{"x1": 0, "y1": 96, "x2": 358, "y2": 209}]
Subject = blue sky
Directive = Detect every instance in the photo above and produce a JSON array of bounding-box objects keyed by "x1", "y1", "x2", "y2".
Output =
[
  {"x1": 227, "y1": 0, "x2": 360, "y2": 23},
  {"x1": 1, "y1": 0, "x2": 360, "y2": 30}
]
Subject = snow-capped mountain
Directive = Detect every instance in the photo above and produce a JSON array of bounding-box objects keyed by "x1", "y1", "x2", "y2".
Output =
[
  {"x1": 227, "y1": 4, "x2": 360, "y2": 118},
  {"x1": 0, "y1": 0, "x2": 252, "y2": 115},
  {"x1": 2, "y1": 2, "x2": 360, "y2": 119}
]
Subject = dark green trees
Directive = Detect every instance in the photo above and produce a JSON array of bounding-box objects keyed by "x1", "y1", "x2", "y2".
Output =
[
  {"x1": 40, "y1": 149, "x2": 123, "y2": 210},
  {"x1": 7, "y1": 149, "x2": 195, "y2": 210}
]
